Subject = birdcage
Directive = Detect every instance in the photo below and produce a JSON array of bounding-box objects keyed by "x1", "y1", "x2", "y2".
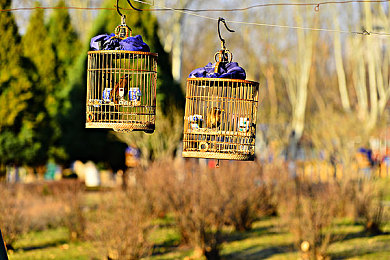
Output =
[
  {"x1": 85, "y1": 2, "x2": 158, "y2": 133},
  {"x1": 182, "y1": 18, "x2": 260, "y2": 161},
  {"x1": 86, "y1": 50, "x2": 157, "y2": 133},
  {"x1": 182, "y1": 78, "x2": 259, "y2": 161}
]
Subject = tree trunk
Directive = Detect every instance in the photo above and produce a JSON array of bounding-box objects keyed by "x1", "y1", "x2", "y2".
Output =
[
  {"x1": 292, "y1": 13, "x2": 313, "y2": 139},
  {"x1": 333, "y1": 14, "x2": 351, "y2": 112},
  {"x1": 365, "y1": 2, "x2": 378, "y2": 130}
]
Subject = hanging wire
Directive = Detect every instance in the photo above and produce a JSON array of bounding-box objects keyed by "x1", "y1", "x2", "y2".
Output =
[
  {"x1": 143, "y1": 0, "x2": 390, "y2": 12},
  {"x1": 3, "y1": 0, "x2": 390, "y2": 12},
  {"x1": 2, "y1": 0, "x2": 390, "y2": 37},
  {"x1": 133, "y1": 0, "x2": 390, "y2": 37},
  {"x1": 132, "y1": 0, "x2": 390, "y2": 12}
]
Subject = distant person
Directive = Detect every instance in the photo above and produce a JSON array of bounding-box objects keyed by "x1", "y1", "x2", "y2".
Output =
[
  {"x1": 84, "y1": 161, "x2": 100, "y2": 188},
  {"x1": 357, "y1": 147, "x2": 373, "y2": 179},
  {"x1": 125, "y1": 146, "x2": 140, "y2": 168},
  {"x1": 123, "y1": 146, "x2": 140, "y2": 190}
]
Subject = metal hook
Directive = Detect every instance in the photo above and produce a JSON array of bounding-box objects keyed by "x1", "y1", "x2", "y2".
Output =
[
  {"x1": 116, "y1": 0, "x2": 123, "y2": 17},
  {"x1": 217, "y1": 17, "x2": 234, "y2": 49},
  {"x1": 126, "y1": 0, "x2": 142, "y2": 11},
  {"x1": 116, "y1": 0, "x2": 142, "y2": 17}
]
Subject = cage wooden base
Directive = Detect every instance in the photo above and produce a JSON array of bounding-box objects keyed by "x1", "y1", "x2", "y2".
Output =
[
  {"x1": 86, "y1": 50, "x2": 158, "y2": 132},
  {"x1": 182, "y1": 151, "x2": 254, "y2": 161},
  {"x1": 85, "y1": 122, "x2": 154, "y2": 133},
  {"x1": 182, "y1": 78, "x2": 259, "y2": 161}
]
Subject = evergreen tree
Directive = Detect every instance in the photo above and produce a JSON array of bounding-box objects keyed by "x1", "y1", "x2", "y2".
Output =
[
  {"x1": 0, "y1": 0, "x2": 32, "y2": 129},
  {"x1": 46, "y1": 0, "x2": 81, "y2": 122},
  {"x1": 23, "y1": 5, "x2": 56, "y2": 94},
  {"x1": 0, "y1": 0, "x2": 46, "y2": 170},
  {"x1": 21, "y1": 4, "x2": 65, "y2": 161},
  {"x1": 47, "y1": 0, "x2": 81, "y2": 83},
  {"x1": 45, "y1": 0, "x2": 83, "y2": 162}
]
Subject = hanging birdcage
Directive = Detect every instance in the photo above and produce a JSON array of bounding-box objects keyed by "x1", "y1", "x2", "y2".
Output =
[
  {"x1": 85, "y1": 2, "x2": 158, "y2": 133},
  {"x1": 86, "y1": 50, "x2": 157, "y2": 133},
  {"x1": 182, "y1": 18, "x2": 260, "y2": 161}
]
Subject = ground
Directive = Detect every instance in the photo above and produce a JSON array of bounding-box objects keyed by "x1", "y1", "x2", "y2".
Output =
[{"x1": 8, "y1": 216, "x2": 390, "y2": 260}]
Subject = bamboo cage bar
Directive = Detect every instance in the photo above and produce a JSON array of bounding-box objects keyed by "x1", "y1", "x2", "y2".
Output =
[
  {"x1": 182, "y1": 78, "x2": 259, "y2": 161},
  {"x1": 86, "y1": 50, "x2": 158, "y2": 133}
]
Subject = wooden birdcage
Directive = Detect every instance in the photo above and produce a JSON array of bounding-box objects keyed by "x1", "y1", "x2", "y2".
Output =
[
  {"x1": 182, "y1": 18, "x2": 260, "y2": 161},
  {"x1": 86, "y1": 50, "x2": 158, "y2": 133},
  {"x1": 182, "y1": 78, "x2": 259, "y2": 161},
  {"x1": 85, "y1": 9, "x2": 158, "y2": 133}
]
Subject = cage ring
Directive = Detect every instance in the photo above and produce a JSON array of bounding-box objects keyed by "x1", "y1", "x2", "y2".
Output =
[
  {"x1": 87, "y1": 113, "x2": 94, "y2": 123},
  {"x1": 214, "y1": 51, "x2": 233, "y2": 63},
  {"x1": 199, "y1": 141, "x2": 209, "y2": 152}
]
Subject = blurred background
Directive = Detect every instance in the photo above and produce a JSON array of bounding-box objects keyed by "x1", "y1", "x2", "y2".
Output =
[{"x1": 1, "y1": 0, "x2": 390, "y2": 259}]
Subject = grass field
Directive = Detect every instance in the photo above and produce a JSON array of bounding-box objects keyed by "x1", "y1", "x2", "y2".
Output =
[{"x1": 8, "y1": 216, "x2": 390, "y2": 260}]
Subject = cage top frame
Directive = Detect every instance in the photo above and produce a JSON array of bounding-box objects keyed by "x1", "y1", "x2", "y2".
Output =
[{"x1": 187, "y1": 77, "x2": 259, "y2": 86}]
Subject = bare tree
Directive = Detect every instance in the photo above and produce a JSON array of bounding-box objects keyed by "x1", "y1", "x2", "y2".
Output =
[
  {"x1": 282, "y1": 8, "x2": 314, "y2": 140},
  {"x1": 159, "y1": 0, "x2": 193, "y2": 82},
  {"x1": 343, "y1": 3, "x2": 390, "y2": 129},
  {"x1": 333, "y1": 9, "x2": 351, "y2": 112}
]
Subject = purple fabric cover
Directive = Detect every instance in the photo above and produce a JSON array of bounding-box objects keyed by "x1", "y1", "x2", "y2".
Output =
[
  {"x1": 90, "y1": 33, "x2": 150, "y2": 52},
  {"x1": 188, "y1": 62, "x2": 246, "y2": 80}
]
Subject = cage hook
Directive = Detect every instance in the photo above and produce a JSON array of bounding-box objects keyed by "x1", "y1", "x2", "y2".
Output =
[
  {"x1": 217, "y1": 17, "x2": 234, "y2": 50},
  {"x1": 126, "y1": 0, "x2": 142, "y2": 11},
  {"x1": 114, "y1": 0, "x2": 133, "y2": 38},
  {"x1": 116, "y1": 0, "x2": 142, "y2": 18},
  {"x1": 116, "y1": 0, "x2": 123, "y2": 17},
  {"x1": 214, "y1": 18, "x2": 234, "y2": 73},
  {"x1": 116, "y1": 0, "x2": 126, "y2": 25}
]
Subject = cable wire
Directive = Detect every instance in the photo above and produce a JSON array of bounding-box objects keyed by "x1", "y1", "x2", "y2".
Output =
[
  {"x1": 133, "y1": 0, "x2": 390, "y2": 37},
  {"x1": 2, "y1": 0, "x2": 390, "y2": 12},
  {"x1": 139, "y1": 0, "x2": 390, "y2": 12},
  {"x1": 2, "y1": 0, "x2": 390, "y2": 37}
]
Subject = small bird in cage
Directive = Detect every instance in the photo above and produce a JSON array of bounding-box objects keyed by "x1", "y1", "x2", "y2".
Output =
[
  {"x1": 111, "y1": 75, "x2": 132, "y2": 105},
  {"x1": 207, "y1": 107, "x2": 223, "y2": 129}
]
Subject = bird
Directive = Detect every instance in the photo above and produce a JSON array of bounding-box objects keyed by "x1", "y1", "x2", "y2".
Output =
[
  {"x1": 110, "y1": 75, "x2": 131, "y2": 104},
  {"x1": 207, "y1": 107, "x2": 223, "y2": 129},
  {"x1": 107, "y1": 75, "x2": 131, "y2": 122}
]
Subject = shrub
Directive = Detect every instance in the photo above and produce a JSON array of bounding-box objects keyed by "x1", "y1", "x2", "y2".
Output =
[
  {"x1": 220, "y1": 162, "x2": 275, "y2": 232},
  {"x1": 157, "y1": 161, "x2": 228, "y2": 260},
  {"x1": 57, "y1": 180, "x2": 86, "y2": 241},
  {"x1": 0, "y1": 184, "x2": 27, "y2": 249},
  {"x1": 278, "y1": 178, "x2": 341, "y2": 259},
  {"x1": 351, "y1": 179, "x2": 385, "y2": 235},
  {"x1": 92, "y1": 188, "x2": 155, "y2": 259}
]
